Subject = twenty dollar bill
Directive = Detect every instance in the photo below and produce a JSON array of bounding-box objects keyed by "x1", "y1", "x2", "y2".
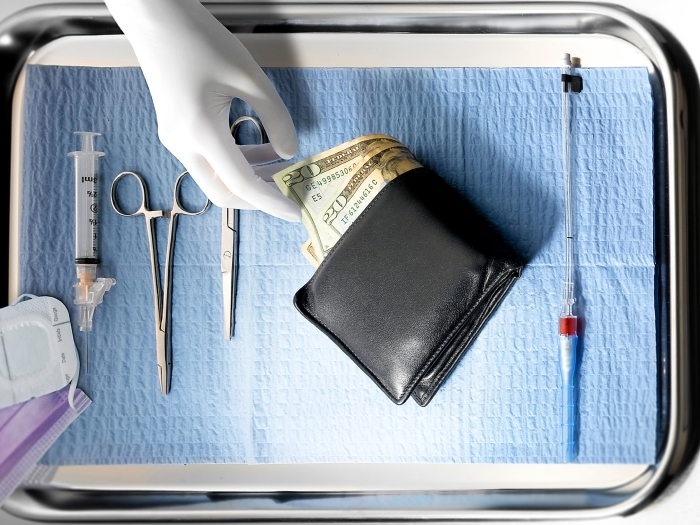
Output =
[
  {"x1": 272, "y1": 135, "x2": 401, "y2": 256},
  {"x1": 274, "y1": 135, "x2": 422, "y2": 263}
]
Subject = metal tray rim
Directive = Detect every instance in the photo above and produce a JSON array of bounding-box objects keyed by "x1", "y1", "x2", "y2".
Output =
[{"x1": 0, "y1": 1, "x2": 694, "y2": 521}]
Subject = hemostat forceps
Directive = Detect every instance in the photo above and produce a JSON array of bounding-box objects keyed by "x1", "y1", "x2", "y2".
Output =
[{"x1": 110, "y1": 171, "x2": 210, "y2": 395}]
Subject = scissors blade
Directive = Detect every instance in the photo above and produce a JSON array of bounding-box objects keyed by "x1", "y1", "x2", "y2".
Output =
[
  {"x1": 223, "y1": 270, "x2": 234, "y2": 339},
  {"x1": 222, "y1": 208, "x2": 239, "y2": 339}
]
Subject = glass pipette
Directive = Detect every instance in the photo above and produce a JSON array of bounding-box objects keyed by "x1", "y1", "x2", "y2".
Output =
[
  {"x1": 69, "y1": 132, "x2": 116, "y2": 372},
  {"x1": 559, "y1": 54, "x2": 579, "y2": 463}
]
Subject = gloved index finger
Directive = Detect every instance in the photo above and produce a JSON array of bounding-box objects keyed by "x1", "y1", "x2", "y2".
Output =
[
  {"x1": 198, "y1": 125, "x2": 301, "y2": 222},
  {"x1": 238, "y1": 68, "x2": 299, "y2": 161},
  {"x1": 237, "y1": 143, "x2": 284, "y2": 166},
  {"x1": 253, "y1": 161, "x2": 294, "y2": 182},
  {"x1": 181, "y1": 152, "x2": 259, "y2": 210}
]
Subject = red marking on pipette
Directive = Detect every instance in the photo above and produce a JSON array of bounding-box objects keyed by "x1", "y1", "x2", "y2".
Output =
[{"x1": 559, "y1": 316, "x2": 577, "y2": 336}]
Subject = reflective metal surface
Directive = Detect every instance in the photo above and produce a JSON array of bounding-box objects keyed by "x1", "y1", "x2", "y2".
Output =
[{"x1": 1, "y1": 2, "x2": 697, "y2": 521}]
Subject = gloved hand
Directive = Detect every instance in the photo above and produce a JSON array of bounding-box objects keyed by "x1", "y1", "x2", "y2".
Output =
[{"x1": 104, "y1": 0, "x2": 301, "y2": 221}]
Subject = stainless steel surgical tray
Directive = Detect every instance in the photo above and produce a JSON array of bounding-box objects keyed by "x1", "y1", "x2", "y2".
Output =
[{"x1": 1, "y1": 2, "x2": 698, "y2": 521}]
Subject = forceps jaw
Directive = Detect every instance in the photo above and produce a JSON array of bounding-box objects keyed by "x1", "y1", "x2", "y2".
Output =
[{"x1": 156, "y1": 328, "x2": 170, "y2": 396}]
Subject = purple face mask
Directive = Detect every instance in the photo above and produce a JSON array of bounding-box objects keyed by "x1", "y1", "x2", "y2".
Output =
[{"x1": 0, "y1": 384, "x2": 90, "y2": 505}]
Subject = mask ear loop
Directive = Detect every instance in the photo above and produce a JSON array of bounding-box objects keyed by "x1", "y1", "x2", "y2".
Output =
[
  {"x1": 10, "y1": 294, "x2": 79, "y2": 409},
  {"x1": 10, "y1": 294, "x2": 38, "y2": 306},
  {"x1": 68, "y1": 355, "x2": 79, "y2": 410}
]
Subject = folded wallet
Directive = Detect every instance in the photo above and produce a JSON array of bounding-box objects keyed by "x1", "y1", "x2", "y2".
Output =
[{"x1": 294, "y1": 168, "x2": 523, "y2": 406}]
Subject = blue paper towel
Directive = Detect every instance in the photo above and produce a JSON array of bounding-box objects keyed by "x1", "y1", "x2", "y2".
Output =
[{"x1": 19, "y1": 65, "x2": 656, "y2": 464}]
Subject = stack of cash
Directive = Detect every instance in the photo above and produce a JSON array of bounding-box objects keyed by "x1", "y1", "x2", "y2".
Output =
[{"x1": 273, "y1": 135, "x2": 423, "y2": 267}]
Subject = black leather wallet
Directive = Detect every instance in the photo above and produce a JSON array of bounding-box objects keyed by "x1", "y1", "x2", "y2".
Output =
[{"x1": 294, "y1": 167, "x2": 523, "y2": 406}]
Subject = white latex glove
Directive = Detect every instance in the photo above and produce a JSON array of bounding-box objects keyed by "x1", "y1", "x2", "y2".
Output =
[{"x1": 104, "y1": 0, "x2": 301, "y2": 221}]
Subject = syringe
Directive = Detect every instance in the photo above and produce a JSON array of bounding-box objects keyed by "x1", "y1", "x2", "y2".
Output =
[
  {"x1": 559, "y1": 54, "x2": 581, "y2": 463},
  {"x1": 69, "y1": 132, "x2": 116, "y2": 372}
]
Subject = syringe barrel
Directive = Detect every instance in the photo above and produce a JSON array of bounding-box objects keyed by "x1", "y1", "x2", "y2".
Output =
[{"x1": 69, "y1": 132, "x2": 104, "y2": 264}]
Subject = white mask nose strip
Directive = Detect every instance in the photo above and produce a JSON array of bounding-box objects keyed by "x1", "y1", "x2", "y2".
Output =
[{"x1": 0, "y1": 296, "x2": 80, "y2": 409}]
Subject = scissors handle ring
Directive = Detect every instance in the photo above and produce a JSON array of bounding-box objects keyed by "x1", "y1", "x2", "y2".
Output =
[
  {"x1": 172, "y1": 171, "x2": 211, "y2": 216},
  {"x1": 230, "y1": 116, "x2": 266, "y2": 145},
  {"x1": 111, "y1": 171, "x2": 150, "y2": 217}
]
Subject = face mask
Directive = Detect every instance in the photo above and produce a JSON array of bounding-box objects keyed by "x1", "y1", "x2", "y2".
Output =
[
  {"x1": 0, "y1": 384, "x2": 90, "y2": 506},
  {"x1": 0, "y1": 295, "x2": 79, "y2": 410}
]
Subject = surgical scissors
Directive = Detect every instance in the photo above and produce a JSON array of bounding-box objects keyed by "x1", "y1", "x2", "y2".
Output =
[
  {"x1": 110, "y1": 171, "x2": 210, "y2": 395},
  {"x1": 222, "y1": 116, "x2": 268, "y2": 339}
]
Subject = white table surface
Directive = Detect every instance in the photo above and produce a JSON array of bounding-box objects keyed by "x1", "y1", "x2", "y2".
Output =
[{"x1": 0, "y1": 1, "x2": 698, "y2": 523}]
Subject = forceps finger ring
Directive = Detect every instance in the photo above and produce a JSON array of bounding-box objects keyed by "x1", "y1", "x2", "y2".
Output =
[
  {"x1": 110, "y1": 171, "x2": 151, "y2": 217},
  {"x1": 171, "y1": 171, "x2": 211, "y2": 217}
]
